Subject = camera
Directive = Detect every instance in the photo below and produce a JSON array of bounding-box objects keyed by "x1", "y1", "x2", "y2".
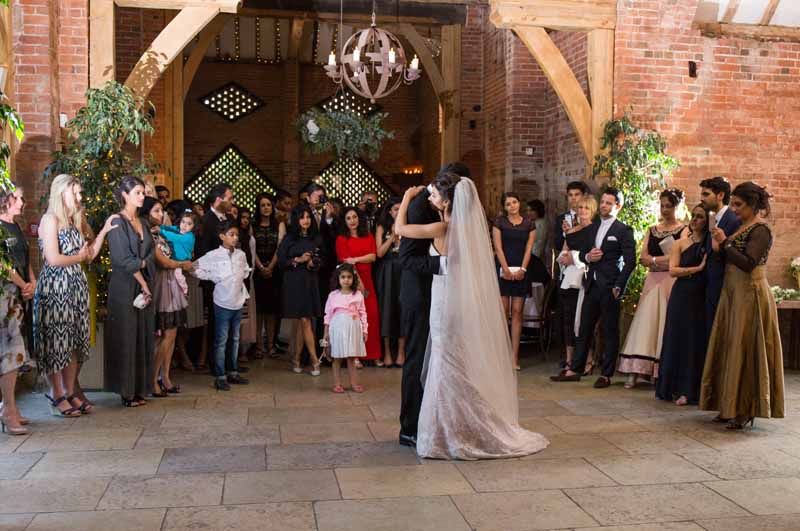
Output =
[
  {"x1": 364, "y1": 199, "x2": 377, "y2": 215},
  {"x1": 318, "y1": 193, "x2": 328, "y2": 205},
  {"x1": 308, "y1": 248, "x2": 322, "y2": 271}
]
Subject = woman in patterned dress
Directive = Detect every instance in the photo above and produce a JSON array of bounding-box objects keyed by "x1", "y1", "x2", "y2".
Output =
[
  {"x1": 34, "y1": 174, "x2": 118, "y2": 416},
  {"x1": 0, "y1": 184, "x2": 34, "y2": 435}
]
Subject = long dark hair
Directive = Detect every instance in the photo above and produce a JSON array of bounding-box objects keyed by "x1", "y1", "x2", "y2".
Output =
[
  {"x1": 288, "y1": 204, "x2": 319, "y2": 238},
  {"x1": 115, "y1": 175, "x2": 145, "y2": 207},
  {"x1": 432, "y1": 171, "x2": 462, "y2": 213},
  {"x1": 237, "y1": 206, "x2": 252, "y2": 235},
  {"x1": 689, "y1": 203, "x2": 711, "y2": 240},
  {"x1": 378, "y1": 196, "x2": 400, "y2": 234},
  {"x1": 254, "y1": 193, "x2": 278, "y2": 229},
  {"x1": 330, "y1": 262, "x2": 360, "y2": 291},
  {"x1": 339, "y1": 206, "x2": 369, "y2": 238},
  {"x1": 732, "y1": 181, "x2": 772, "y2": 218}
]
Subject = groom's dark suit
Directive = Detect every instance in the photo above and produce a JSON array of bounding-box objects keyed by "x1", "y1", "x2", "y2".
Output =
[{"x1": 399, "y1": 191, "x2": 441, "y2": 439}]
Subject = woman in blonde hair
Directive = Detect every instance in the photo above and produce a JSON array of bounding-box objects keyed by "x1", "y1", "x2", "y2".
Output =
[{"x1": 33, "y1": 174, "x2": 118, "y2": 416}]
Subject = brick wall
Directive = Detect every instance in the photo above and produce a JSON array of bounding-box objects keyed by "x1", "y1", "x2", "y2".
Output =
[{"x1": 615, "y1": 0, "x2": 800, "y2": 285}]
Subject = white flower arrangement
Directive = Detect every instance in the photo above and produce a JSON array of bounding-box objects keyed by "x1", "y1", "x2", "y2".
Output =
[
  {"x1": 306, "y1": 119, "x2": 320, "y2": 142},
  {"x1": 789, "y1": 256, "x2": 800, "y2": 275}
]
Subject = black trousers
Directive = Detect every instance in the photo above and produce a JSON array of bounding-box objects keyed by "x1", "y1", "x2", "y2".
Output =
[
  {"x1": 399, "y1": 301, "x2": 431, "y2": 437},
  {"x1": 560, "y1": 288, "x2": 580, "y2": 348},
  {"x1": 570, "y1": 283, "x2": 621, "y2": 378}
]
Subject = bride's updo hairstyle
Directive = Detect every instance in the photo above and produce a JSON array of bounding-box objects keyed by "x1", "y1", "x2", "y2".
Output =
[{"x1": 432, "y1": 171, "x2": 462, "y2": 214}]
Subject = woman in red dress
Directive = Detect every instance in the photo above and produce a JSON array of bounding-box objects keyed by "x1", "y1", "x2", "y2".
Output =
[{"x1": 336, "y1": 207, "x2": 382, "y2": 362}]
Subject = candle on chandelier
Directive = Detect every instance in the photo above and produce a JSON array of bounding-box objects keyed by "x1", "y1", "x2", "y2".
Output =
[
  {"x1": 328, "y1": 51, "x2": 336, "y2": 66},
  {"x1": 353, "y1": 47, "x2": 361, "y2": 63},
  {"x1": 410, "y1": 55, "x2": 419, "y2": 70},
  {"x1": 388, "y1": 47, "x2": 396, "y2": 64}
]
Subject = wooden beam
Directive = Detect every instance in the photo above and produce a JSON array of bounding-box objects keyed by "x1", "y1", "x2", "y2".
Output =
[
  {"x1": 114, "y1": 0, "x2": 240, "y2": 13},
  {"x1": 587, "y1": 28, "x2": 614, "y2": 172},
  {"x1": 721, "y1": 0, "x2": 740, "y2": 23},
  {"x1": 760, "y1": 0, "x2": 780, "y2": 26},
  {"x1": 286, "y1": 18, "x2": 304, "y2": 60},
  {"x1": 490, "y1": 0, "x2": 616, "y2": 31},
  {"x1": 241, "y1": 0, "x2": 467, "y2": 25},
  {"x1": 170, "y1": 60, "x2": 184, "y2": 196},
  {"x1": 90, "y1": 0, "x2": 116, "y2": 88},
  {"x1": 514, "y1": 26, "x2": 592, "y2": 166},
  {"x1": 395, "y1": 23, "x2": 445, "y2": 98},
  {"x1": 695, "y1": 21, "x2": 800, "y2": 42},
  {"x1": 125, "y1": 6, "x2": 219, "y2": 100},
  {"x1": 441, "y1": 24, "x2": 461, "y2": 165},
  {"x1": 0, "y1": 4, "x2": 15, "y2": 179},
  {"x1": 183, "y1": 14, "x2": 230, "y2": 99}
]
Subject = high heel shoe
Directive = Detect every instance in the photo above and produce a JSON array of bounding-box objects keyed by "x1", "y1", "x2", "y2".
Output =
[
  {"x1": 0, "y1": 407, "x2": 29, "y2": 425},
  {"x1": 46, "y1": 394, "x2": 80, "y2": 417},
  {"x1": 0, "y1": 416, "x2": 28, "y2": 436},
  {"x1": 67, "y1": 394, "x2": 93, "y2": 414},
  {"x1": 310, "y1": 363, "x2": 321, "y2": 377},
  {"x1": 726, "y1": 417, "x2": 755, "y2": 430},
  {"x1": 120, "y1": 396, "x2": 140, "y2": 408}
]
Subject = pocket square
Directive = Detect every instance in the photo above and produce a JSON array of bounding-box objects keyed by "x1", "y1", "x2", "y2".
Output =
[{"x1": 607, "y1": 236, "x2": 618, "y2": 242}]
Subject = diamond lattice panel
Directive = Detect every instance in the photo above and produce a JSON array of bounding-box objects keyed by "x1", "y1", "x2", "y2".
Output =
[
  {"x1": 185, "y1": 145, "x2": 276, "y2": 212},
  {"x1": 321, "y1": 89, "x2": 380, "y2": 116},
  {"x1": 315, "y1": 158, "x2": 391, "y2": 207},
  {"x1": 199, "y1": 82, "x2": 265, "y2": 122}
]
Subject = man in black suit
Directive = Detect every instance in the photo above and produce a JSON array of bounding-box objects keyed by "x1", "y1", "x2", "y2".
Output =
[
  {"x1": 551, "y1": 186, "x2": 636, "y2": 388},
  {"x1": 398, "y1": 162, "x2": 468, "y2": 447},
  {"x1": 699, "y1": 176, "x2": 740, "y2": 339}
]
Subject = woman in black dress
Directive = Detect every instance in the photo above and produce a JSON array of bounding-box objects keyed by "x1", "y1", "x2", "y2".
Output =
[
  {"x1": 492, "y1": 192, "x2": 536, "y2": 370},
  {"x1": 374, "y1": 197, "x2": 404, "y2": 368},
  {"x1": 656, "y1": 204, "x2": 708, "y2": 406},
  {"x1": 277, "y1": 204, "x2": 322, "y2": 375},
  {"x1": 105, "y1": 176, "x2": 156, "y2": 407},
  {"x1": 253, "y1": 193, "x2": 285, "y2": 357}
]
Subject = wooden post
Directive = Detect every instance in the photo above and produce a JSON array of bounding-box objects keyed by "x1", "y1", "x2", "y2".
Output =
[
  {"x1": 90, "y1": 0, "x2": 116, "y2": 88},
  {"x1": 587, "y1": 28, "x2": 614, "y2": 175},
  {"x1": 183, "y1": 15, "x2": 230, "y2": 99},
  {"x1": 0, "y1": 3, "x2": 15, "y2": 180},
  {"x1": 441, "y1": 24, "x2": 461, "y2": 165},
  {"x1": 171, "y1": 60, "x2": 184, "y2": 197}
]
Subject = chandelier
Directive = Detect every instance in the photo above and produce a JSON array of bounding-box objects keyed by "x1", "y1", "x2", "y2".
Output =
[{"x1": 324, "y1": 0, "x2": 421, "y2": 102}]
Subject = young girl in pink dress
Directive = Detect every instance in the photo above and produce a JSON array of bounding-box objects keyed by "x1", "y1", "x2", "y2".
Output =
[{"x1": 322, "y1": 264, "x2": 367, "y2": 393}]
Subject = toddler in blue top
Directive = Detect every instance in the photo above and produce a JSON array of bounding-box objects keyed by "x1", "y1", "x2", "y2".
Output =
[{"x1": 160, "y1": 211, "x2": 196, "y2": 295}]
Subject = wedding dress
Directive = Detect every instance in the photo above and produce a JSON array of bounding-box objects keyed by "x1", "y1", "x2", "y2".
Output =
[{"x1": 416, "y1": 178, "x2": 549, "y2": 460}]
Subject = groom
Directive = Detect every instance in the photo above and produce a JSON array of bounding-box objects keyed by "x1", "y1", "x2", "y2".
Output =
[{"x1": 398, "y1": 162, "x2": 469, "y2": 447}]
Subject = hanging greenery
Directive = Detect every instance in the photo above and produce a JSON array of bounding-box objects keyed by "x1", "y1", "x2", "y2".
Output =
[
  {"x1": 296, "y1": 106, "x2": 394, "y2": 161},
  {"x1": 593, "y1": 115, "x2": 680, "y2": 310},
  {"x1": 44, "y1": 81, "x2": 155, "y2": 312},
  {"x1": 0, "y1": 89, "x2": 25, "y2": 280}
]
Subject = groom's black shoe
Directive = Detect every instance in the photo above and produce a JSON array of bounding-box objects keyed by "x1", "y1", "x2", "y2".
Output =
[
  {"x1": 398, "y1": 433, "x2": 417, "y2": 448},
  {"x1": 550, "y1": 372, "x2": 581, "y2": 382}
]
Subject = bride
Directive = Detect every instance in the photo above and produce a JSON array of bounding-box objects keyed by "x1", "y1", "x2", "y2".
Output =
[{"x1": 396, "y1": 172, "x2": 549, "y2": 460}]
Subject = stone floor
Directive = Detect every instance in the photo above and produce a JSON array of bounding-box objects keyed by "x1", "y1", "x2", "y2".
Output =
[{"x1": 2, "y1": 351, "x2": 800, "y2": 531}]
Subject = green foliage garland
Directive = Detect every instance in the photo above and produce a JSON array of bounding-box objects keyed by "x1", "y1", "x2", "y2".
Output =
[
  {"x1": 44, "y1": 81, "x2": 155, "y2": 312},
  {"x1": 296, "y1": 107, "x2": 394, "y2": 161},
  {"x1": 593, "y1": 116, "x2": 680, "y2": 310}
]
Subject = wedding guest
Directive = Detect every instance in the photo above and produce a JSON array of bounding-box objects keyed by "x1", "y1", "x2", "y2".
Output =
[
  {"x1": 155, "y1": 185, "x2": 170, "y2": 207},
  {"x1": 336, "y1": 206, "x2": 381, "y2": 362},
  {"x1": 493, "y1": 192, "x2": 535, "y2": 370},
  {"x1": 105, "y1": 176, "x2": 155, "y2": 407},
  {"x1": 618, "y1": 188, "x2": 686, "y2": 388},
  {"x1": 555, "y1": 195, "x2": 596, "y2": 372},
  {"x1": 359, "y1": 190, "x2": 380, "y2": 232},
  {"x1": 375, "y1": 197, "x2": 405, "y2": 367},
  {"x1": 272, "y1": 189, "x2": 293, "y2": 352},
  {"x1": 553, "y1": 181, "x2": 589, "y2": 369},
  {"x1": 236, "y1": 206, "x2": 258, "y2": 362},
  {"x1": 142, "y1": 197, "x2": 190, "y2": 396},
  {"x1": 253, "y1": 193, "x2": 286, "y2": 358},
  {"x1": 551, "y1": 187, "x2": 636, "y2": 388},
  {"x1": 192, "y1": 202, "x2": 205, "y2": 219},
  {"x1": 699, "y1": 176, "x2": 740, "y2": 338},
  {"x1": 700, "y1": 182, "x2": 784, "y2": 429},
  {"x1": 275, "y1": 190, "x2": 293, "y2": 225},
  {"x1": 527, "y1": 199, "x2": 550, "y2": 284},
  {"x1": 0, "y1": 185, "x2": 33, "y2": 434},
  {"x1": 35, "y1": 175, "x2": 117, "y2": 415},
  {"x1": 323, "y1": 263, "x2": 367, "y2": 393},
  {"x1": 277, "y1": 204, "x2": 323, "y2": 376},
  {"x1": 657, "y1": 204, "x2": 709, "y2": 406},
  {"x1": 192, "y1": 220, "x2": 251, "y2": 391}
]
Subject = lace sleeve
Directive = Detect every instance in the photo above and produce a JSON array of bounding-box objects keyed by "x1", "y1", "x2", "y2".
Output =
[{"x1": 724, "y1": 224, "x2": 771, "y2": 273}]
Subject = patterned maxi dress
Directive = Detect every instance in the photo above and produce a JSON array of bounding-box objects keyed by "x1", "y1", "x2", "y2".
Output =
[{"x1": 33, "y1": 225, "x2": 90, "y2": 375}]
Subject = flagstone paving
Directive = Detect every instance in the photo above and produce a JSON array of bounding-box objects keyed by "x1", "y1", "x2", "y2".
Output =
[{"x1": 3, "y1": 354, "x2": 799, "y2": 530}]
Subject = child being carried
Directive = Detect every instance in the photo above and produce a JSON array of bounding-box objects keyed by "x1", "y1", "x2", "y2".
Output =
[{"x1": 160, "y1": 211, "x2": 196, "y2": 295}]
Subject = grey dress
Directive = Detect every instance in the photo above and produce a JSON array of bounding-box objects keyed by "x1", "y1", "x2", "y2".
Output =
[{"x1": 104, "y1": 216, "x2": 156, "y2": 398}]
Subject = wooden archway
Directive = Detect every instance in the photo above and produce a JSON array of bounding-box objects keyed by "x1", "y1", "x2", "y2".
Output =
[{"x1": 490, "y1": 0, "x2": 616, "y2": 174}]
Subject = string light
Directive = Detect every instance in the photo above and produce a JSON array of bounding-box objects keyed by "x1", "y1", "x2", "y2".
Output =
[
  {"x1": 322, "y1": 89, "x2": 378, "y2": 116},
  {"x1": 234, "y1": 16, "x2": 241, "y2": 62},
  {"x1": 312, "y1": 21, "x2": 320, "y2": 64},
  {"x1": 275, "y1": 19, "x2": 282, "y2": 63},
  {"x1": 255, "y1": 17, "x2": 261, "y2": 63},
  {"x1": 200, "y1": 82, "x2": 265, "y2": 122}
]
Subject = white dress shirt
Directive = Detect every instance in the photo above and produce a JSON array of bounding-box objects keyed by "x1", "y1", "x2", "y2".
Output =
[
  {"x1": 210, "y1": 206, "x2": 227, "y2": 222},
  {"x1": 595, "y1": 216, "x2": 616, "y2": 249},
  {"x1": 714, "y1": 205, "x2": 729, "y2": 225},
  {"x1": 193, "y1": 246, "x2": 251, "y2": 310}
]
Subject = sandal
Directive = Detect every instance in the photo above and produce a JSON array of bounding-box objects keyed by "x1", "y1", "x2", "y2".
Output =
[
  {"x1": 46, "y1": 394, "x2": 81, "y2": 417},
  {"x1": 120, "y1": 396, "x2": 140, "y2": 408},
  {"x1": 133, "y1": 395, "x2": 148, "y2": 406},
  {"x1": 351, "y1": 384, "x2": 365, "y2": 393},
  {"x1": 67, "y1": 394, "x2": 93, "y2": 414},
  {"x1": 332, "y1": 385, "x2": 345, "y2": 394},
  {"x1": 675, "y1": 396, "x2": 688, "y2": 406}
]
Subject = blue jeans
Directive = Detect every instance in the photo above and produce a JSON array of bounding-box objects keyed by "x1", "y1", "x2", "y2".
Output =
[{"x1": 213, "y1": 304, "x2": 242, "y2": 379}]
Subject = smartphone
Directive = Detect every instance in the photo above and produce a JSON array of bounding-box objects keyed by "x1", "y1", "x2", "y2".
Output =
[{"x1": 708, "y1": 212, "x2": 717, "y2": 232}]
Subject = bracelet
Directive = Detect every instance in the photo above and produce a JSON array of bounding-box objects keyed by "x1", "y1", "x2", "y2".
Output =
[{"x1": 652, "y1": 256, "x2": 657, "y2": 266}]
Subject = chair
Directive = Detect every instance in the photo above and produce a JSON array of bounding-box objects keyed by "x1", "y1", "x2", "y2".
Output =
[{"x1": 521, "y1": 279, "x2": 558, "y2": 355}]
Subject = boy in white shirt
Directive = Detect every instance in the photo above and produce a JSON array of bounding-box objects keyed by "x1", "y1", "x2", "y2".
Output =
[{"x1": 192, "y1": 221, "x2": 251, "y2": 391}]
